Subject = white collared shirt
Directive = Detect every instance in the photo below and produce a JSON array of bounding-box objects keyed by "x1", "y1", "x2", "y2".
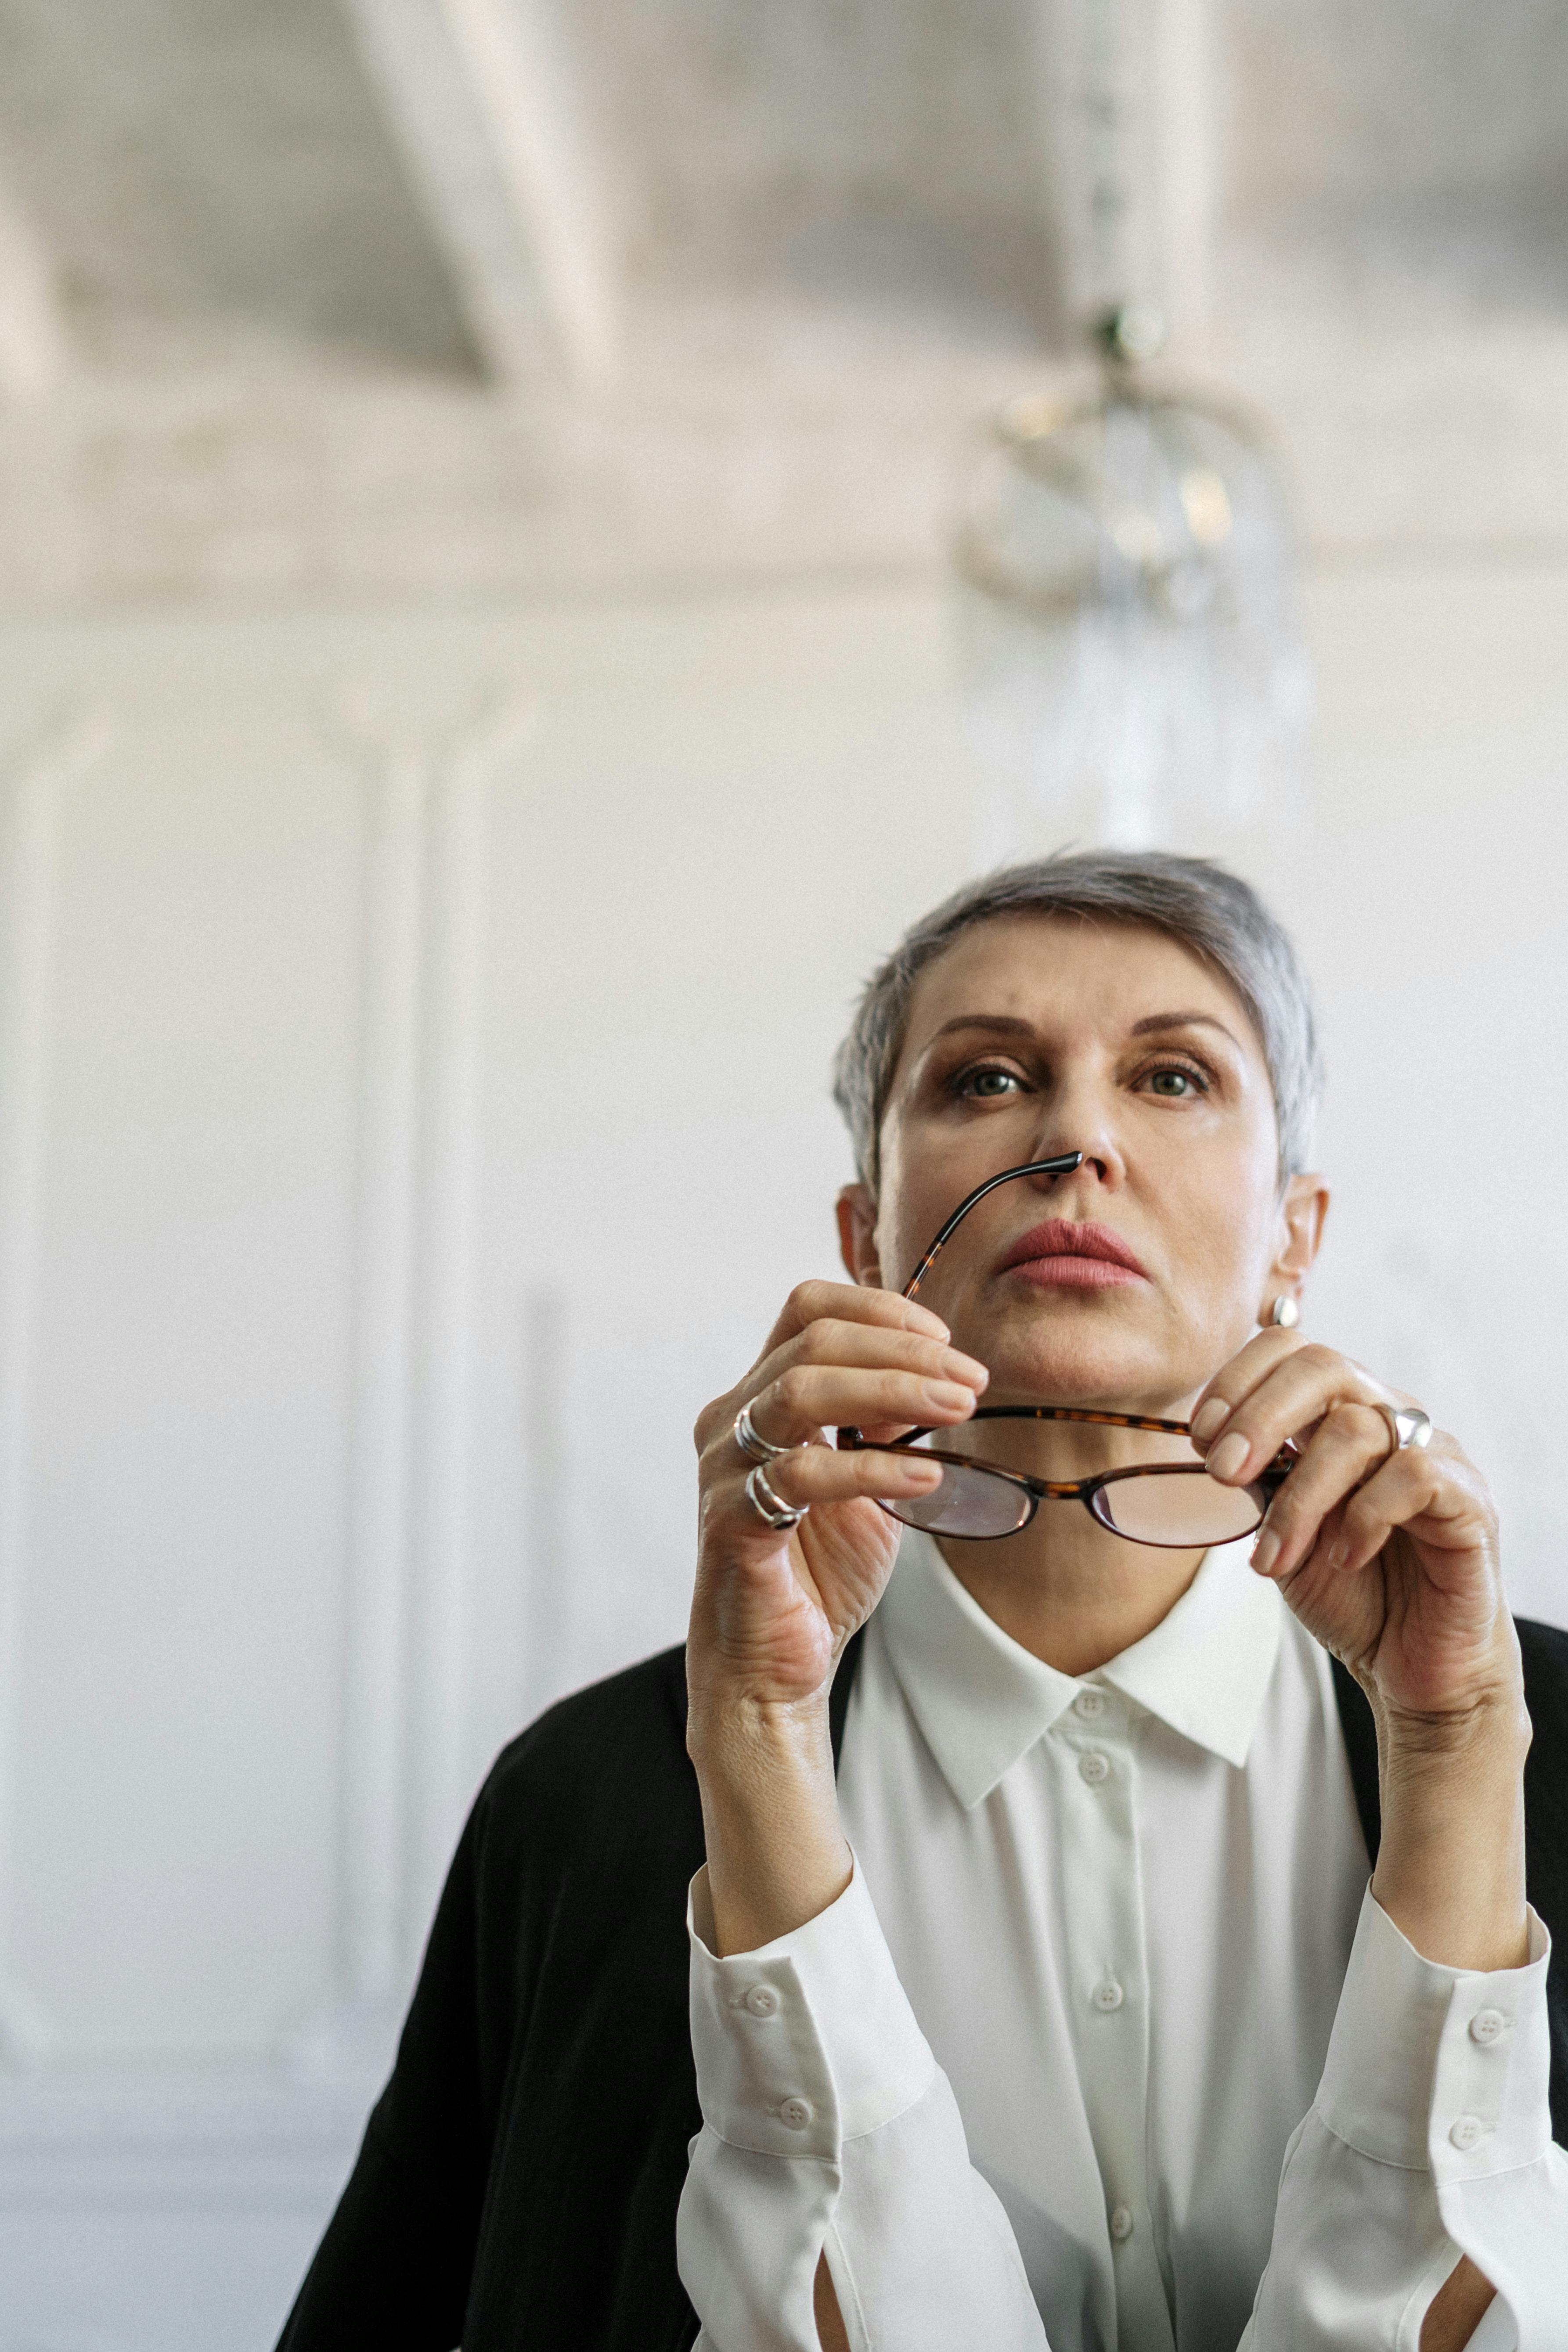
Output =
[{"x1": 678, "y1": 1534, "x2": 1568, "y2": 2351}]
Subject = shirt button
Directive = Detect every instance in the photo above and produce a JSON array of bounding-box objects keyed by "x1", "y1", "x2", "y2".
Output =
[
  {"x1": 1109, "y1": 2204, "x2": 1135, "y2": 2242},
  {"x1": 1074, "y1": 1688, "x2": 1106, "y2": 1719},
  {"x1": 779, "y1": 2096, "x2": 814, "y2": 2130},
  {"x1": 1469, "y1": 2008, "x2": 1508, "y2": 2046},
  {"x1": 1092, "y1": 1978, "x2": 1125, "y2": 2013},
  {"x1": 744, "y1": 1983, "x2": 780, "y2": 2018},
  {"x1": 1079, "y1": 1750, "x2": 1111, "y2": 1785},
  {"x1": 1449, "y1": 2114, "x2": 1486, "y2": 2152}
]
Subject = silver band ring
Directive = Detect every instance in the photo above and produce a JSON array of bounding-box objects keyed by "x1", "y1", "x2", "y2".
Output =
[
  {"x1": 1378, "y1": 1403, "x2": 1433, "y2": 1456},
  {"x1": 746, "y1": 1463, "x2": 807, "y2": 1531},
  {"x1": 734, "y1": 1402, "x2": 793, "y2": 1464}
]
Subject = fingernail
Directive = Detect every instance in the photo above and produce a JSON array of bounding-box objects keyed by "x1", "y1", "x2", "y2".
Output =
[
  {"x1": 943, "y1": 1350, "x2": 987, "y2": 1385},
  {"x1": 1207, "y1": 1431, "x2": 1251, "y2": 1482},
  {"x1": 907, "y1": 1306, "x2": 949, "y2": 1340},
  {"x1": 925, "y1": 1381, "x2": 974, "y2": 1414},
  {"x1": 1251, "y1": 1528, "x2": 1280, "y2": 1577},
  {"x1": 1328, "y1": 1537, "x2": 1350, "y2": 1570},
  {"x1": 1190, "y1": 1398, "x2": 1229, "y2": 1447}
]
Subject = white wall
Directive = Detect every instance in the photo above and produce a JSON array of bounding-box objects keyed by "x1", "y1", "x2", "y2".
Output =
[{"x1": 0, "y1": 562, "x2": 1562, "y2": 2348}]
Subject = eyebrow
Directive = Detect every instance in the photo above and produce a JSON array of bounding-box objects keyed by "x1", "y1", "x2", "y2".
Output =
[
  {"x1": 921, "y1": 1010, "x2": 1245, "y2": 1050},
  {"x1": 926, "y1": 1015, "x2": 1035, "y2": 1042},
  {"x1": 1128, "y1": 1011, "x2": 1244, "y2": 1049}
]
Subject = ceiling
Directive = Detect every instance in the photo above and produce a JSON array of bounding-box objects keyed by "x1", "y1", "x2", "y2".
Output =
[
  {"x1": 0, "y1": 0, "x2": 1565, "y2": 603},
  {"x1": 0, "y1": 0, "x2": 477, "y2": 373}
]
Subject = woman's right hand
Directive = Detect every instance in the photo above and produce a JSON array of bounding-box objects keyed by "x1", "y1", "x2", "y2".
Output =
[
  {"x1": 688, "y1": 1281, "x2": 987, "y2": 1733},
  {"x1": 687, "y1": 1281, "x2": 986, "y2": 1956}
]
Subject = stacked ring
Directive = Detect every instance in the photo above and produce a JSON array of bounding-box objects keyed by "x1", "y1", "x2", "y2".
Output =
[
  {"x1": 1377, "y1": 1403, "x2": 1433, "y2": 1456},
  {"x1": 745, "y1": 1463, "x2": 807, "y2": 1531},
  {"x1": 734, "y1": 1402, "x2": 793, "y2": 1463}
]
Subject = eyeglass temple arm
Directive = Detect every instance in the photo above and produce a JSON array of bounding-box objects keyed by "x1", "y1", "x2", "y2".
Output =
[{"x1": 902, "y1": 1152, "x2": 1085, "y2": 1300}]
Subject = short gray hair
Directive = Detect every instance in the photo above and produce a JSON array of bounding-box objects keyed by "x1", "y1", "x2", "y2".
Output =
[{"x1": 832, "y1": 850, "x2": 1323, "y2": 1191}]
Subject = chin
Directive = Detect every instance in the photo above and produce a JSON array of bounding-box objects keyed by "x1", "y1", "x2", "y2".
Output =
[{"x1": 981, "y1": 1324, "x2": 1196, "y2": 1417}]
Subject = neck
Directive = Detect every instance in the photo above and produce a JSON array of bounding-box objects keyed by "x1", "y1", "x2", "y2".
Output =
[{"x1": 937, "y1": 1512, "x2": 1205, "y2": 1678}]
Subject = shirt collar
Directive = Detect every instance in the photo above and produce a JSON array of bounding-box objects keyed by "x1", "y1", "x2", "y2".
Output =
[{"x1": 876, "y1": 1527, "x2": 1284, "y2": 1810}]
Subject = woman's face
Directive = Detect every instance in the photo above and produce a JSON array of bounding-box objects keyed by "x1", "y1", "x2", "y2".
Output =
[{"x1": 842, "y1": 913, "x2": 1326, "y2": 1418}]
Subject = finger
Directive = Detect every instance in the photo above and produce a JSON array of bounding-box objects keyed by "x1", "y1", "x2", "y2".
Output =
[
  {"x1": 1248, "y1": 1399, "x2": 1392, "y2": 1579},
  {"x1": 1197, "y1": 1343, "x2": 1390, "y2": 1487},
  {"x1": 760, "y1": 1279, "x2": 951, "y2": 1359},
  {"x1": 1188, "y1": 1326, "x2": 1306, "y2": 1446},
  {"x1": 730, "y1": 1441, "x2": 944, "y2": 1519},
  {"x1": 748, "y1": 1358, "x2": 982, "y2": 1450},
  {"x1": 781, "y1": 1318, "x2": 986, "y2": 1387},
  {"x1": 726, "y1": 1322, "x2": 986, "y2": 1446},
  {"x1": 1330, "y1": 1441, "x2": 1486, "y2": 1579},
  {"x1": 696, "y1": 1289, "x2": 966, "y2": 1452}
]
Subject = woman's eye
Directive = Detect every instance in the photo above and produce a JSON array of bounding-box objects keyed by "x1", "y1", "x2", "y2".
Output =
[
  {"x1": 1145, "y1": 1067, "x2": 1202, "y2": 1098},
  {"x1": 956, "y1": 1065, "x2": 1024, "y2": 1100}
]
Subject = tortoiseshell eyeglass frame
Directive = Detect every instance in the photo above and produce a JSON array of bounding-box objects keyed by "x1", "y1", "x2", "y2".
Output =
[{"x1": 835, "y1": 1155, "x2": 1297, "y2": 1546}]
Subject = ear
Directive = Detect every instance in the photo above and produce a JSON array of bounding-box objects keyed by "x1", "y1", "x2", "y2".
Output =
[
  {"x1": 1263, "y1": 1173, "x2": 1329, "y2": 1318},
  {"x1": 836, "y1": 1183, "x2": 884, "y2": 1287}
]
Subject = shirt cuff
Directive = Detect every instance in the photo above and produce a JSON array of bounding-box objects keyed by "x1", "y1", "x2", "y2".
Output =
[
  {"x1": 1315, "y1": 1888, "x2": 1554, "y2": 2184},
  {"x1": 688, "y1": 1857, "x2": 937, "y2": 2164}
]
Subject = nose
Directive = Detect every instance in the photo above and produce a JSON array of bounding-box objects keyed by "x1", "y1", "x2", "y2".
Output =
[{"x1": 1024, "y1": 1090, "x2": 1125, "y2": 1193}]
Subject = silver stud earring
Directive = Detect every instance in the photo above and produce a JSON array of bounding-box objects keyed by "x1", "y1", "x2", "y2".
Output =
[{"x1": 1269, "y1": 1295, "x2": 1299, "y2": 1329}]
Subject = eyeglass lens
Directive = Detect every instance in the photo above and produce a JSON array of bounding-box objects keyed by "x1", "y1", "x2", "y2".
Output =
[{"x1": 884, "y1": 1419, "x2": 1272, "y2": 1548}]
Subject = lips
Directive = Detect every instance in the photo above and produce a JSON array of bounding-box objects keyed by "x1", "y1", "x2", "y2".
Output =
[{"x1": 998, "y1": 1218, "x2": 1149, "y2": 1291}]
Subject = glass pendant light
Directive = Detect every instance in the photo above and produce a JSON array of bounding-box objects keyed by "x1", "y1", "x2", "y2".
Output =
[{"x1": 953, "y1": 0, "x2": 1311, "y2": 854}]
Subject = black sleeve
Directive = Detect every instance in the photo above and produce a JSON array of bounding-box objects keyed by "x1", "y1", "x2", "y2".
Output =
[
  {"x1": 1518, "y1": 1617, "x2": 1568, "y2": 2149},
  {"x1": 274, "y1": 1796, "x2": 494, "y2": 2351}
]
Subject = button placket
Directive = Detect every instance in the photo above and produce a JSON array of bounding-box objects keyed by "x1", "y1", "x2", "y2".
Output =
[{"x1": 1050, "y1": 1701, "x2": 1156, "y2": 2329}]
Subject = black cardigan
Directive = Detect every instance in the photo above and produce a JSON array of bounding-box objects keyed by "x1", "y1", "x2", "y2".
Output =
[{"x1": 277, "y1": 1619, "x2": 1568, "y2": 2352}]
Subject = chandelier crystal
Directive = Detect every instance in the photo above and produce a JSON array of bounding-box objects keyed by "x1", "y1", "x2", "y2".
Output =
[{"x1": 954, "y1": 330, "x2": 1311, "y2": 855}]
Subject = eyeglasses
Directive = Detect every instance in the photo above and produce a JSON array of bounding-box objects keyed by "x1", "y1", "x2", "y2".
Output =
[{"x1": 837, "y1": 1155, "x2": 1294, "y2": 1548}]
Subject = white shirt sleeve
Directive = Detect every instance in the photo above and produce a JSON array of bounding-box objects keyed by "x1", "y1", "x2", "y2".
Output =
[
  {"x1": 1244, "y1": 1890, "x2": 1568, "y2": 2352},
  {"x1": 675, "y1": 1859, "x2": 1048, "y2": 2352}
]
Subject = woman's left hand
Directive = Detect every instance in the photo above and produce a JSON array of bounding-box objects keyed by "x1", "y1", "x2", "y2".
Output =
[{"x1": 1189, "y1": 1333, "x2": 1520, "y2": 1725}]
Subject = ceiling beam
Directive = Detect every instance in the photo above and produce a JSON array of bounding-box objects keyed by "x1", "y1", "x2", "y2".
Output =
[
  {"x1": 343, "y1": 0, "x2": 618, "y2": 386},
  {"x1": 1151, "y1": 0, "x2": 1217, "y2": 337},
  {"x1": 1031, "y1": 0, "x2": 1217, "y2": 347}
]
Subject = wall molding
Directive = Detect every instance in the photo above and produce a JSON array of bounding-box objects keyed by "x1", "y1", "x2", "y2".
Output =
[
  {"x1": 0, "y1": 706, "x2": 108, "y2": 2076},
  {"x1": 289, "y1": 688, "x2": 532, "y2": 2086},
  {"x1": 0, "y1": 679, "x2": 533, "y2": 2117}
]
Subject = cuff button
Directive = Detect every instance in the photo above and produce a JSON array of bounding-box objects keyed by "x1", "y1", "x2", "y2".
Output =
[
  {"x1": 1109, "y1": 2205, "x2": 1135, "y2": 2242},
  {"x1": 779, "y1": 2096, "x2": 814, "y2": 2131},
  {"x1": 744, "y1": 1983, "x2": 781, "y2": 2017},
  {"x1": 1449, "y1": 2114, "x2": 1487, "y2": 2152},
  {"x1": 1469, "y1": 2007, "x2": 1508, "y2": 2046}
]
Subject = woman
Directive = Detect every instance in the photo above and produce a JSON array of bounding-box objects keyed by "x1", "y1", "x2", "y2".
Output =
[{"x1": 278, "y1": 853, "x2": 1567, "y2": 2352}]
